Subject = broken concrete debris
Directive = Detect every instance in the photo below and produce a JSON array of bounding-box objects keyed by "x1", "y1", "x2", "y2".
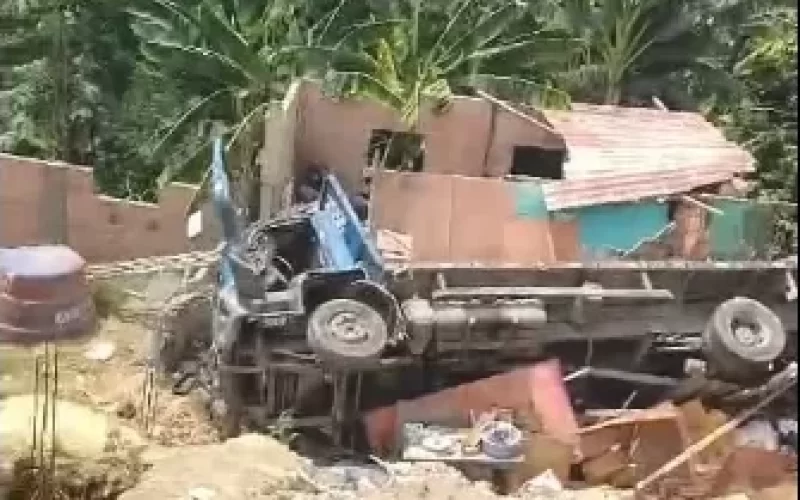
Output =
[{"x1": 362, "y1": 358, "x2": 797, "y2": 499}]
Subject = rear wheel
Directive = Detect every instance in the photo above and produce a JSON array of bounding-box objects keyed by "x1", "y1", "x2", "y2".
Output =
[
  {"x1": 703, "y1": 297, "x2": 787, "y2": 381},
  {"x1": 307, "y1": 299, "x2": 388, "y2": 370}
]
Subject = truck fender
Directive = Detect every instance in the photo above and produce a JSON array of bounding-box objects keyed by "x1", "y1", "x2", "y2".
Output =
[{"x1": 343, "y1": 280, "x2": 402, "y2": 338}]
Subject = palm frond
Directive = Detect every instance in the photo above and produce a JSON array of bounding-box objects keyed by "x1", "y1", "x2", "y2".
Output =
[
  {"x1": 141, "y1": 40, "x2": 258, "y2": 86},
  {"x1": 465, "y1": 73, "x2": 571, "y2": 109},
  {"x1": 195, "y1": 1, "x2": 270, "y2": 81},
  {"x1": 148, "y1": 88, "x2": 231, "y2": 163},
  {"x1": 157, "y1": 130, "x2": 224, "y2": 187}
]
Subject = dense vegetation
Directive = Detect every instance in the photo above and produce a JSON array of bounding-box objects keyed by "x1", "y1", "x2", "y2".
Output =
[{"x1": 1, "y1": 0, "x2": 796, "y2": 219}]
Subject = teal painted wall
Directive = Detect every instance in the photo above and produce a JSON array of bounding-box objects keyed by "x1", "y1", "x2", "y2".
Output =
[
  {"x1": 570, "y1": 202, "x2": 670, "y2": 254},
  {"x1": 548, "y1": 197, "x2": 777, "y2": 259},
  {"x1": 709, "y1": 199, "x2": 773, "y2": 258},
  {"x1": 512, "y1": 182, "x2": 548, "y2": 220}
]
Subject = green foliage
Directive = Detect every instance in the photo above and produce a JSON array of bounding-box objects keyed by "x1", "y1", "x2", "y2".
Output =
[
  {"x1": 0, "y1": 0, "x2": 161, "y2": 201},
  {"x1": 542, "y1": 0, "x2": 760, "y2": 107},
  {"x1": 711, "y1": 5, "x2": 797, "y2": 252},
  {"x1": 124, "y1": 1, "x2": 364, "y2": 179},
  {"x1": 321, "y1": 0, "x2": 574, "y2": 121},
  {"x1": 0, "y1": 0, "x2": 796, "y2": 242}
]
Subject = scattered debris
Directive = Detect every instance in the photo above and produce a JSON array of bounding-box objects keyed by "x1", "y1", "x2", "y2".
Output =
[
  {"x1": 366, "y1": 358, "x2": 797, "y2": 499},
  {"x1": 186, "y1": 486, "x2": 218, "y2": 500},
  {"x1": 365, "y1": 359, "x2": 579, "y2": 456},
  {"x1": 736, "y1": 419, "x2": 781, "y2": 451},
  {"x1": 84, "y1": 340, "x2": 116, "y2": 362},
  {"x1": 376, "y1": 229, "x2": 413, "y2": 263},
  {"x1": 635, "y1": 371, "x2": 796, "y2": 494},
  {"x1": 401, "y1": 420, "x2": 524, "y2": 466},
  {"x1": 517, "y1": 470, "x2": 563, "y2": 494},
  {"x1": 710, "y1": 446, "x2": 797, "y2": 497}
]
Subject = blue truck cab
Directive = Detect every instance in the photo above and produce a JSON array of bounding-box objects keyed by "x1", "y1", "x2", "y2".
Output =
[{"x1": 208, "y1": 138, "x2": 399, "y2": 373}]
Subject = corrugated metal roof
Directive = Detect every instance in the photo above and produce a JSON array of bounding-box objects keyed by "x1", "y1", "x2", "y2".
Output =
[
  {"x1": 542, "y1": 164, "x2": 744, "y2": 211},
  {"x1": 540, "y1": 104, "x2": 754, "y2": 210}
]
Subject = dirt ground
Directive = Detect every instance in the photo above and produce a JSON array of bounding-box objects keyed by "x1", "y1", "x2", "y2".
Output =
[
  {"x1": 0, "y1": 314, "x2": 794, "y2": 500},
  {"x1": 0, "y1": 315, "x2": 222, "y2": 499},
  {"x1": 0, "y1": 316, "x2": 633, "y2": 500},
  {"x1": 0, "y1": 316, "x2": 218, "y2": 448}
]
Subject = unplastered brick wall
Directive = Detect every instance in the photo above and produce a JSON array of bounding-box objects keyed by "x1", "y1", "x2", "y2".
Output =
[{"x1": 0, "y1": 154, "x2": 216, "y2": 263}]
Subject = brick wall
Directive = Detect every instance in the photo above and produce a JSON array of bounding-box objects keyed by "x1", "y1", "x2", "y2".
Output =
[
  {"x1": 0, "y1": 154, "x2": 216, "y2": 263},
  {"x1": 294, "y1": 82, "x2": 565, "y2": 193}
]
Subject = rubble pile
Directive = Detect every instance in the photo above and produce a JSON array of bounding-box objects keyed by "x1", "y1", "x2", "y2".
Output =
[
  {"x1": 117, "y1": 434, "x2": 628, "y2": 500},
  {"x1": 113, "y1": 360, "x2": 796, "y2": 500},
  {"x1": 292, "y1": 459, "x2": 629, "y2": 500},
  {"x1": 358, "y1": 359, "x2": 798, "y2": 500}
]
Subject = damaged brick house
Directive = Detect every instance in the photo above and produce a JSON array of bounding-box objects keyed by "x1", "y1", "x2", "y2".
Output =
[
  {"x1": 0, "y1": 80, "x2": 772, "y2": 264},
  {"x1": 265, "y1": 80, "x2": 770, "y2": 264}
]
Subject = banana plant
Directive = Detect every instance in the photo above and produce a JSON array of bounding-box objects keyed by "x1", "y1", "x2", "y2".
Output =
[
  {"x1": 126, "y1": 0, "x2": 580, "y2": 211},
  {"x1": 327, "y1": 0, "x2": 573, "y2": 121},
  {"x1": 126, "y1": 0, "x2": 391, "y2": 187},
  {"x1": 549, "y1": 0, "x2": 760, "y2": 106},
  {"x1": 292, "y1": 0, "x2": 575, "y2": 171}
]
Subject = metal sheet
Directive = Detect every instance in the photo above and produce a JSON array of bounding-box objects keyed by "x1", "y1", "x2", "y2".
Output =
[
  {"x1": 502, "y1": 220, "x2": 557, "y2": 264},
  {"x1": 448, "y1": 176, "x2": 512, "y2": 262},
  {"x1": 539, "y1": 104, "x2": 754, "y2": 209},
  {"x1": 542, "y1": 165, "x2": 745, "y2": 211},
  {"x1": 373, "y1": 171, "x2": 454, "y2": 262},
  {"x1": 544, "y1": 104, "x2": 754, "y2": 179}
]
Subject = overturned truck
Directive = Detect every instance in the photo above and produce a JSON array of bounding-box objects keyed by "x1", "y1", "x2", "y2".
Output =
[{"x1": 160, "y1": 137, "x2": 797, "y2": 443}]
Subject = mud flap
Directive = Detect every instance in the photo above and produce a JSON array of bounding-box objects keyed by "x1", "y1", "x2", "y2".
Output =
[
  {"x1": 213, "y1": 287, "x2": 247, "y2": 352},
  {"x1": 210, "y1": 287, "x2": 248, "y2": 437}
]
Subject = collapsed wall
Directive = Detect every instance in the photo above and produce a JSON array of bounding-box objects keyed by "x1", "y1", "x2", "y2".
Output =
[{"x1": 0, "y1": 154, "x2": 216, "y2": 262}]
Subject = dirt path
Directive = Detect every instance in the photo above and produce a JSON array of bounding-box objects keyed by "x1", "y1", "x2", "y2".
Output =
[
  {"x1": 119, "y1": 434, "x2": 305, "y2": 500},
  {"x1": 120, "y1": 433, "x2": 634, "y2": 500}
]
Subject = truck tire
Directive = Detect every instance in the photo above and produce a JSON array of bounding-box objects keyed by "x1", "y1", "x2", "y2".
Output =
[
  {"x1": 307, "y1": 299, "x2": 388, "y2": 370},
  {"x1": 703, "y1": 297, "x2": 787, "y2": 380}
]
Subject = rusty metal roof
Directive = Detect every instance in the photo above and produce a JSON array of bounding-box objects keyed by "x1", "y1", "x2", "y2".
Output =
[
  {"x1": 541, "y1": 162, "x2": 746, "y2": 211},
  {"x1": 541, "y1": 104, "x2": 754, "y2": 210}
]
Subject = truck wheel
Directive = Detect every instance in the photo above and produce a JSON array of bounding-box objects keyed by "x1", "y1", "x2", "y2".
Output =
[
  {"x1": 703, "y1": 297, "x2": 787, "y2": 380},
  {"x1": 307, "y1": 299, "x2": 388, "y2": 370}
]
